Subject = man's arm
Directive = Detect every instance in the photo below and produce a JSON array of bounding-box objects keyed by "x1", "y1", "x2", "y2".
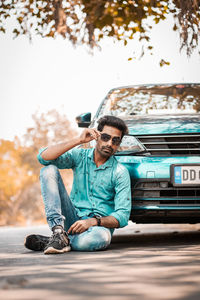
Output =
[
  {"x1": 41, "y1": 128, "x2": 100, "y2": 161},
  {"x1": 68, "y1": 216, "x2": 119, "y2": 235},
  {"x1": 99, "y1": 216, "x2": 119, "y2": 228},
  {"x1": 110, "y1": 165, "x2": 131, "y2": 228}
]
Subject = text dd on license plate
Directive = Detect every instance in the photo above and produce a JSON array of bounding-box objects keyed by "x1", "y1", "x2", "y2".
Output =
[{"x1": 174, "y1": 165, "x2": 200, "y2": 185}]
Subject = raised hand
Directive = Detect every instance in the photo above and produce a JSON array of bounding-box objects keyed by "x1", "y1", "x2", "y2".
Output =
[{"x1": 79, "y1": 128, "x2": 101, "y2": 144}]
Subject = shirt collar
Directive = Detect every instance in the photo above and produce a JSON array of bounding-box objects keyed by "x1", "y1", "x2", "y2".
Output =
[{"x1": 88, "y1": 148, "x2": 114, "y2": 169}]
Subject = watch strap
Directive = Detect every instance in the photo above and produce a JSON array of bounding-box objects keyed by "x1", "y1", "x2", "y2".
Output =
[{"x1": 94, "y1": 215, "x2": 101, "y2": 226}]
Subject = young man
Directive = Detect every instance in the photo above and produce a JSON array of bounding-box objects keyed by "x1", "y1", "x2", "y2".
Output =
[{"x1": 25, "y1": 115, "x2": 131, "y2": 254}]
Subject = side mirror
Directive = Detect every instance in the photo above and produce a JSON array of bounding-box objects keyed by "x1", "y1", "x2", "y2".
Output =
[{"x1": 76, "y1": 112, "x2": 91, "y2": 128}]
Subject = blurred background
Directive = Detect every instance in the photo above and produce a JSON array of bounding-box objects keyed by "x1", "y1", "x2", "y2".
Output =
[{"x1": 0, "y1": 0, "x2": 200, "y2": 226}]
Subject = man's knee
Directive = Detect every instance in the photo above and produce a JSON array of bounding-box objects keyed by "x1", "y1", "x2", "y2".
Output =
[
  {"x1": 40, "y1": 165, "x2": 58, "y2": 178},
  {"x1": 71, "y1": 227, "x2": 112, "y2": 251}
]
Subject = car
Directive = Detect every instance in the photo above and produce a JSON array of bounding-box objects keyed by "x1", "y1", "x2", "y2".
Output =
[{"x1": 76, "y1": 83, "x2": 200, "y2": 224}]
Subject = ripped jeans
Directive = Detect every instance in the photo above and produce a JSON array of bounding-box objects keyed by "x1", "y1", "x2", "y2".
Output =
[{"x1": 40, "y1": 165, "x2": 112, "y2": 251}]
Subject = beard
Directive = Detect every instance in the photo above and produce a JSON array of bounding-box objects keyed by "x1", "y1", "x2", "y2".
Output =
[{"x1": 99, "y1": 146, "x2": 114, "y2": 157}]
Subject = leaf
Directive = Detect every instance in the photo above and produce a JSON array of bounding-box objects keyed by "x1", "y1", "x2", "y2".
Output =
[
  {"x1": 17, "y1": 16, "x2": 23, "y2": 24},
  {"x1": 13, "y1": 28, "x2": 20, "y2": 37},
  {"x1": 45, "y1": 31, "x2": 55, "y2": 37},
  {"x1": 159, "y1": 59, "x2": 170, "y2": 67},
  {"x1": 153, "y1": 17, "x2": 160, "y2": 24},
  {"x1": 0, "y1": 27, "x2": 6, "y2": 33}
]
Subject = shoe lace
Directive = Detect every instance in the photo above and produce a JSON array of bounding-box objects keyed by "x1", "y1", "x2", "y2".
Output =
[{"x1": 49, "y1": 232, "x2": 69, "y2": 245}]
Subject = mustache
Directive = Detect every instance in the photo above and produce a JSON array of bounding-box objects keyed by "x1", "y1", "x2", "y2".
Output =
[{"x1": 102, "y1": 146, "x2": 113, "y2": 152}]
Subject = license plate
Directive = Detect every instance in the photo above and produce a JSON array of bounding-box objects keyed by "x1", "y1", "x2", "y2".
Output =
[{"x1": 171, "y1": 164, "x2": 200, "y2": 186}]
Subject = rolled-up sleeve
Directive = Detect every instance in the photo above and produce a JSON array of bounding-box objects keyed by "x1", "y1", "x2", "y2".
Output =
[
  {"x1": 110, "y1": 165, "x2": 131, "y2": 228},
  {"x1": 37, "y1": 147, "x2": 82, "y2": 169}
]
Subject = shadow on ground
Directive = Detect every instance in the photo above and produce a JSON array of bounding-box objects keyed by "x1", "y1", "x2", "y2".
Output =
[{"x1": 0, "y1": 225, "x2": 200, "y2": 300}]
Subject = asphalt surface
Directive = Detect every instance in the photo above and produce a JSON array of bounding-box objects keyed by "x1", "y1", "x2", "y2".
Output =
[{"x1": 1, "y1": 222, "x2": 200, "y2": 300}]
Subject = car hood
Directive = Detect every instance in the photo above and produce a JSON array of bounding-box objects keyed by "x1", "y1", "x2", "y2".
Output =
[{"x1": 122, "y1": 114, "x2": 200, "y2": 135}]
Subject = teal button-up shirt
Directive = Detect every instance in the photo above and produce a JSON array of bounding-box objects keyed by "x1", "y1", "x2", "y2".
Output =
[{"x1": 37, "y1": 147, "x2": 131, "y2": 228}]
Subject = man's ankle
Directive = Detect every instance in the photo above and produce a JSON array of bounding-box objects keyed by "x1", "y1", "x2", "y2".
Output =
[{"x1": 52, "y1": 225, "x2": 64, "y2": 234}]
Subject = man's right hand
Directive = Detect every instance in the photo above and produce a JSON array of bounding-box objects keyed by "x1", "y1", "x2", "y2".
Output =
[{"x1": 79, "y1": 128, "x2": 100, "y2": 144}]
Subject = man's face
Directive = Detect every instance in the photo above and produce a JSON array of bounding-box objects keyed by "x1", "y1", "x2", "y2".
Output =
[{"x1": 96, "y1": 125, "x2": 122, "y2": 158}]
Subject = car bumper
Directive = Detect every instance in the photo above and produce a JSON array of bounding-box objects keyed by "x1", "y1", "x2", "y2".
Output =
[{"x1": 116, "y1": 155, "x2": 200, "y2": 224}]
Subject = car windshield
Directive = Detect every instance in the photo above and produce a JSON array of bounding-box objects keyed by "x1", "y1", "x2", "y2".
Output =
[{"x1": 97, "y1": 84, "x2": 200, "y2": 117}]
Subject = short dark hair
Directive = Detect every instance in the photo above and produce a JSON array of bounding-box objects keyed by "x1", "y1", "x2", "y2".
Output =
[{"x1": 97, "y1": 115, "x2": 128, "y2": 138}]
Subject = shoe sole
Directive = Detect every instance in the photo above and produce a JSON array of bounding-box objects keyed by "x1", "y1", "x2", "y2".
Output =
[{"x1": 44, "y1": 245, "x2": 71, "y2": 255}]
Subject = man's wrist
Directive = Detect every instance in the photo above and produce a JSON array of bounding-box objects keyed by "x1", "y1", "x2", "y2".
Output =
[
  {"x1": 90, "y1": 218, "x2": 97, "y2": 226},
  {"x1": 93, "y1": 215, "x2": 101, "y2": 226}
]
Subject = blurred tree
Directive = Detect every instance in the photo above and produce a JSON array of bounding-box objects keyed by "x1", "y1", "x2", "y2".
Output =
[
  {"x1": 22, "y1": 109, "x2": 77, "y2": 174},
  {"x1": 0, "y1": 138, "x2": 37, "y2": 225},
  {"x1": 0, "y1": 0, "x2": 199, "y2": 62},
  {"x1": 0, "y1": 109, "x2": 77, "y2": 226}
]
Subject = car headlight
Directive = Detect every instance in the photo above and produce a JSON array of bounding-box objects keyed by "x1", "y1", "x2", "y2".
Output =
[{"x1": 116, "y1": 135, "x2": 145, "y2": 154}]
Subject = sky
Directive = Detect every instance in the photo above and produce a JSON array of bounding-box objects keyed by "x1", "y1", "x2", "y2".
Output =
[{"x1": 0, "y1": 15, "x2": 200, "y2": 141}]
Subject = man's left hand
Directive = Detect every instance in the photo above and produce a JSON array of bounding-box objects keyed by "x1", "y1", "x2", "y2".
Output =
[{"x1": 68, "y1": 218, "x2": 96, "y2": 234}]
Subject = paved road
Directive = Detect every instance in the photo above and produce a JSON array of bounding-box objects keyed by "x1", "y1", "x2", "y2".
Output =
[{"x1": 1, "y1": 222, "x2": 200, "y2": 300}]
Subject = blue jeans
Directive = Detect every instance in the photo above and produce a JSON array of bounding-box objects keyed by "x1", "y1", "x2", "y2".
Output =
[{"x1": 40, "y1": 165, "x2": 112, "y2": 251}]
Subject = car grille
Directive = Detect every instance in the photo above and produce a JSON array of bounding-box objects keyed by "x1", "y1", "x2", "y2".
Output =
[
  {"x1": 132, "y1": 180, "x2": 200, "y2": 205},
  {"x1": 136, "y1": 133, "x2": 200, "y2": 155}
]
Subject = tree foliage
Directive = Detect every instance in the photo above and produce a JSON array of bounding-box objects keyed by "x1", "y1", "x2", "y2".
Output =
[
  {"x1": 0, "y1": 109, "x2": 77, "y2": 226},
  {"x1": 0, "y1": 138, "x2": 37, "y2": 225},
  {"x1": 0, "y1": 0, "x2": 200, "y2": 59},
  {"x1": 22, "y1": 109, "x2": 77, "y2": 174}
]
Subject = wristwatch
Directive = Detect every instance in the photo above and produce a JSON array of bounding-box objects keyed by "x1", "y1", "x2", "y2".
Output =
[{"x1": 94, "y1": 215, "x2": 101, "y2": 226}]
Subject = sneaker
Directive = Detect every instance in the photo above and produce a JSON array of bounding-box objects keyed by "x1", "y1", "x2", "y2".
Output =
[
  {"x1": 24, "y1": 234, "x2": 50, "y2": 251},
  {"x1": 44, "y1": 226, "x2": 71, "y2": 255}
]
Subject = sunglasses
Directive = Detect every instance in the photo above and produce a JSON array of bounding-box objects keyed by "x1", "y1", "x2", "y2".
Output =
[{"x1": 100, "y1": 133, "x2": 121, "y2": 146}]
